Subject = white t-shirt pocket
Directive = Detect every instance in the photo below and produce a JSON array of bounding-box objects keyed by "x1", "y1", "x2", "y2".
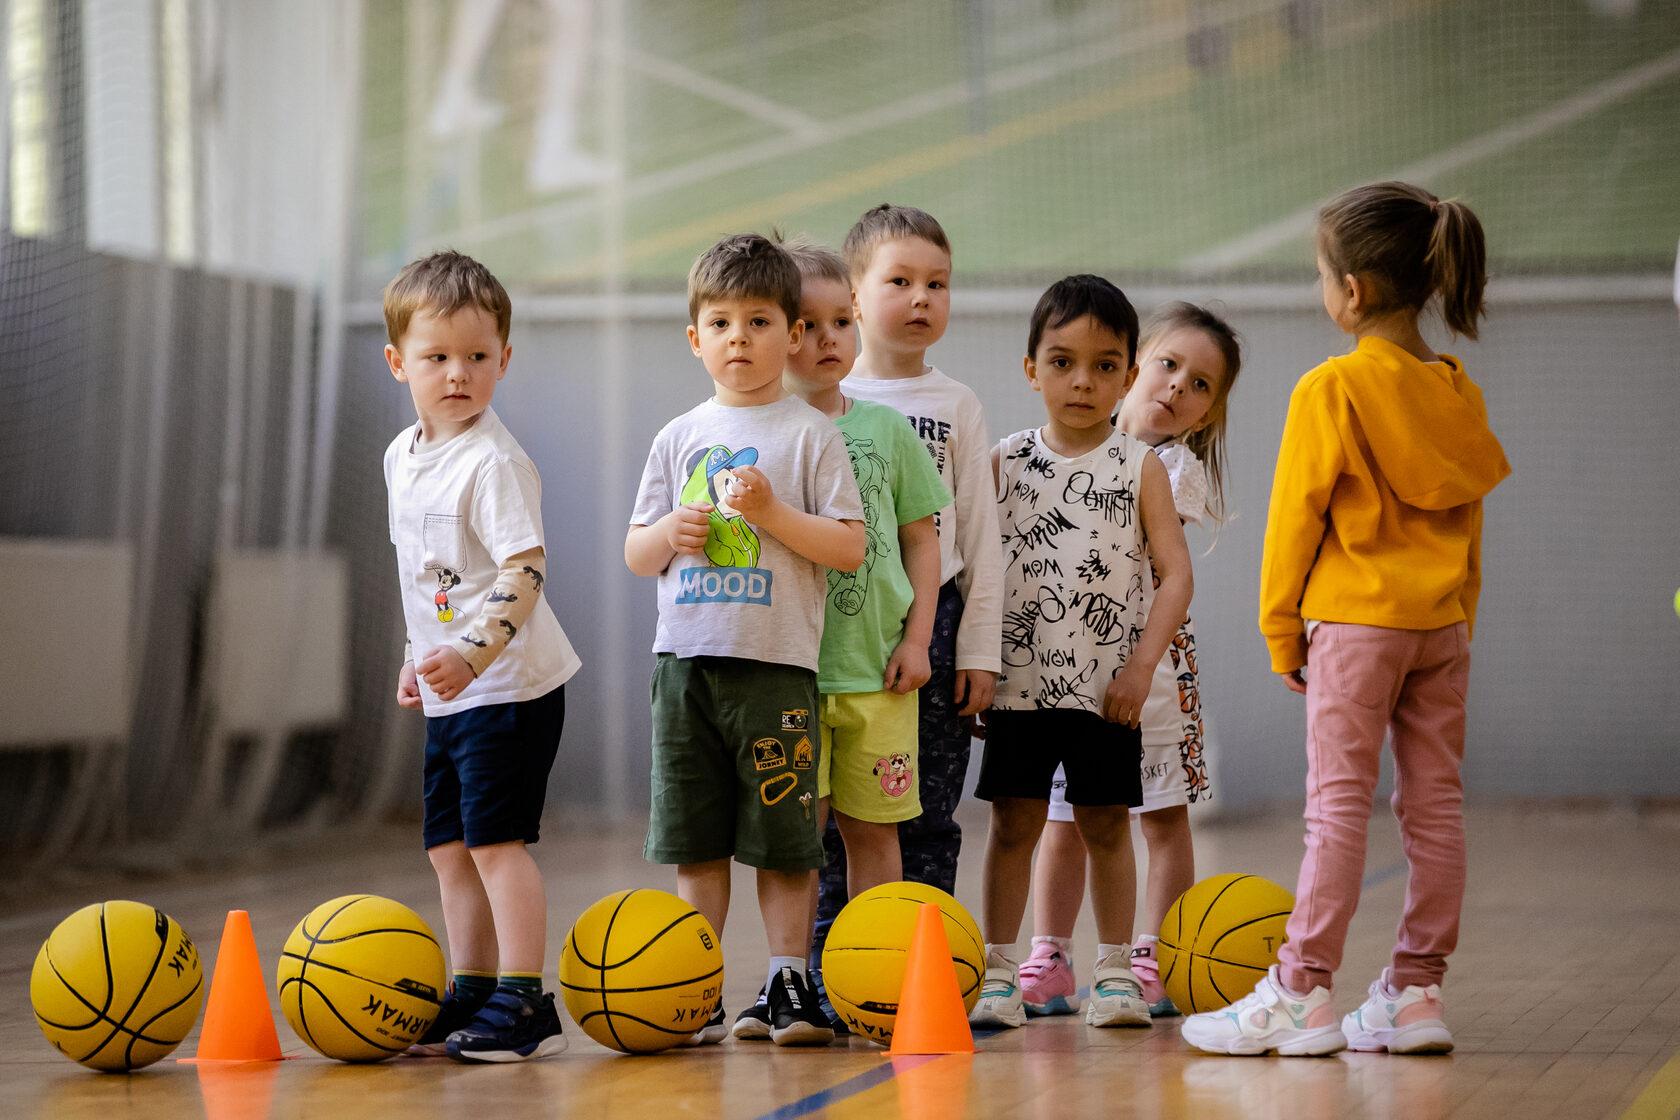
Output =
[{"x1": 422, "y1": 513, "x2": 465, "y2": 573}]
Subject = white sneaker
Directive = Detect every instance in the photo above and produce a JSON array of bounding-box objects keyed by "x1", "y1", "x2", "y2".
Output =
[
  {"x1": 967, "y1": 951, "x2": 1027, "y2": 1029},
  {"x1": 1342, "y1": 975, "x2": 1453, "y2": 1053},
  {"x1": 1180, "y1": 966, "x2": 1346, "y2": 1056},
  {"x1": 1085, "y1": 948, "x2": 1152, "y2": 1027}
]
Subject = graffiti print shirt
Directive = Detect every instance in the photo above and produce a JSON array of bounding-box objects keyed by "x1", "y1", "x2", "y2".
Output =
[
  {"x1": 384, "y1": 408, "x2": 582, "y2": 717},
  {"x1": 993, "y1": 425, "x2": 1152, "y2": 712},
  {"x1": 631, "y1": 395, "x2": 862, "y2": 673},
  {"x1": 817, "y1": 400, "x2": 951, "y2": 694}
]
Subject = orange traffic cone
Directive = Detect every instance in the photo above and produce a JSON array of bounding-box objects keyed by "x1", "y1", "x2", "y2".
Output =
[
  {"x1": 889, "y1": 902, "x2": 976, "y2": 1056},
  {"x1": 179, "y1": 910, "x2": 285, "y2": 1063}
]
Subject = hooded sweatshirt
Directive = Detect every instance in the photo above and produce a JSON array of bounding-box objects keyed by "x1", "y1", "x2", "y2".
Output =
[{"x1": 1259, "y1": 335, "x2": 1511, "y2": 674}]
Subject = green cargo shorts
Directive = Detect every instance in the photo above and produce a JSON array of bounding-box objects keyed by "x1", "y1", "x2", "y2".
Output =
[{"x1": 644, "y1": 654, "x2": 824, "y2": 872}]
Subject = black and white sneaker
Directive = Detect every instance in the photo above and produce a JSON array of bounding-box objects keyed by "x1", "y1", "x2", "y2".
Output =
[
  {"x1": 768, "y1": 966, "x2": 835, "y2": 1046},
  {"x1": 678, "y1": 1003, "x2": 728, "y2": 1046},
  {"x1": 810, "y1": 967, "x2": 850, "y2": 1036},
  {"x1": 732, "y1": 984, "x2": 772, "y2": 1041}
]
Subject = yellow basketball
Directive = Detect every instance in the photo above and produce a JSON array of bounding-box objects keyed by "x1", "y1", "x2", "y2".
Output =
[
  {"x1": 820, "y1": 881, "x2": 984, "y2": 1043},
  {"x1": 276, "y1": 895, "x2": 446, "y2": 1062},
  {"x1": 1157, "y1": 873, "x2": 1294, "y2": 1014},
  {"x1": 559, "y1": 889, "x2": 723, "y2": 1054},
  {"x1": 31, "y1": 901, "x2": 205, "y2": 1071}
]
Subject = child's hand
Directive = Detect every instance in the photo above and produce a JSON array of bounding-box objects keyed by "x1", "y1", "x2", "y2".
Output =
[
  {"x1": 397, "y1": 661, "x2": 423, "y2": 710},
  {"x1": 954, "y1": 669, "x2": 995, "y2": 717},
  {"x1": 416, "y1": 646, "x2": 475, "y2": 703},
  {"x1": 883, "y1": 638, "x2": 932, "y2": 694},
  {"x1": 1102, "y1": 662, "x2": 1151, "y2": 726},
  {"x1": 665, "y1": 501, "x2": 714, "y2": 556},
  {"x1": 720, "y1": 465, "x2": 777, "y2": 521},
  {"x1": 1281, "y1": 668, "x2": 1307, "y2": 695}
]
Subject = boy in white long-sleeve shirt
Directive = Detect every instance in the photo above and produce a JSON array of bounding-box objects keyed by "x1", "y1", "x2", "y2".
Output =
[{"x1": 808, "y1": 204, "x2": 1004, "y2": 1022}]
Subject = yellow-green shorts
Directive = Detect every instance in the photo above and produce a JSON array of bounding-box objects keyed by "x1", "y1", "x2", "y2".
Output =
[{"x1": 817, "y1": 689, "x2": 921, "y2": 824}]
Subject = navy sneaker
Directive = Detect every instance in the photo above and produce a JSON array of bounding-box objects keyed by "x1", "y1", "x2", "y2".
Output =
[
  {"x1": 407, "y1": 992, "x2": 486, "y2": 1056},
  {"x1": 731, "y1": 985, "x2": 771, "y2": 1041},
  {"x1": 768, "y1": 967, "x2": 834, "y2": 1046},
  {"x1": 445, "y1": 989, "x2": 567, "y2": 1062}
]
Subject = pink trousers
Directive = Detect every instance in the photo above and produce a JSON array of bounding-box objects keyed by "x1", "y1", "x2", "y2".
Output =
[{"x1": 1278, "y1": 621, "x2": 1470, "y2": 994}]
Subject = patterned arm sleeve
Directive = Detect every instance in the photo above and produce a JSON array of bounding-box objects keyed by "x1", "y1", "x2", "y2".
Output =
[{"x1": 455, "y1": 547, "x2": 546, "y2": 677}]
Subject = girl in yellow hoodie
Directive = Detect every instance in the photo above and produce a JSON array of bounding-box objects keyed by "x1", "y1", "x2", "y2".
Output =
[{"x1": 1183, "y1": 182, "x2": 1510, "y2": 1058}]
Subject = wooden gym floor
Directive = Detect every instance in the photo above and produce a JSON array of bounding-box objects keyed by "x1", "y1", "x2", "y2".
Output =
[{"x1": 4, "y1": 801, "x2": 1679, "y2": 1120}]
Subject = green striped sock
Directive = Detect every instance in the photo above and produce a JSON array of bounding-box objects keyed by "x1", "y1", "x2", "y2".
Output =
[
  {"x1": 451, "y1": 970, "x2": 497, "y2": 1007},
  {"x1": 498, "y1": 973, "x2": 543, "y2": 1001}
]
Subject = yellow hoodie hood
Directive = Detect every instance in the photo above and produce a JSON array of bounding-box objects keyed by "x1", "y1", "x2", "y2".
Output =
[
  {"x1": 1333, "y1": 337, "x2": 1510, "y2": 511},
  {"x1": 1258, "y1": 336, "x2": 1510, "y2": 673}
]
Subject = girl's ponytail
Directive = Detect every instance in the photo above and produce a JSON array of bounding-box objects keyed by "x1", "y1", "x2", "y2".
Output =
[
  {"x1": 1318, "y1": 182, "x2": 1488, "y2": 339},
  {"x1": 1426, "y1": 199, "x2": 1487, "y2": 340}
]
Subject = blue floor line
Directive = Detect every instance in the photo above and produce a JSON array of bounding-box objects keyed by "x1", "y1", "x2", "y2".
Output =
[{"x1": 752, "y1": 1060, "x2": 902, "y2": 1120}]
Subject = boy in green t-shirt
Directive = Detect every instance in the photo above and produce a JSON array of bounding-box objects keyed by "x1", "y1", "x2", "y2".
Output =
[{"x1": 731, "y1": 237, "x2": 951, "y2": 1041}]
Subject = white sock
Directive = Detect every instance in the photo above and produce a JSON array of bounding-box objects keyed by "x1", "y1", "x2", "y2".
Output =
[
  {"x1": 985, "y1": 942, "x2": 1021, "y2": 968},
  {"x1": 768, "y1": 956, "x2": 805, "y2": 990},
  {"x1": 1032, "y1": 934, "x2": 1074, "y2": 957},
  {"x1": 1096, "y1": 942, "x2": 1132, "y2": 968}
]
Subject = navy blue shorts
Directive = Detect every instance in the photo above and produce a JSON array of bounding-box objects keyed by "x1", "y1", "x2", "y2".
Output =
[
  {"x1": 422, "y1": 685, "x2": 565, "y2": 849},
  {"x1": 975, "y1": 707, "x2": 1142, "y2": 808}
]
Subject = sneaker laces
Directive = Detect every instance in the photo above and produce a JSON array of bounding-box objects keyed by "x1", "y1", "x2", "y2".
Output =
[{"x1": 979, "y1": 968, "x2": 1017, "y2": 998}]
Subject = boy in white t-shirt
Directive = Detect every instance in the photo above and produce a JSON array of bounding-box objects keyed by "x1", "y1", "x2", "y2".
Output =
[
  {"x1": 812, "y1": 206, "x2": 1004, "y2": 980},
  {"x1": 383, "y1": 251, "x2": 581, "y2": 1062}
]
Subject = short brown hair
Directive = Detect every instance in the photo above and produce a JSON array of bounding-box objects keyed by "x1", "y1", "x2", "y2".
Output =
[
  {"x1": 383, "y1": 250, "x2": 512, "y2": 346},
  {"x1": 776, "y1": 233, "x2": 849, "y2": 289},
  {"x1": 842, "y1": 203, "x2": 951, "y2": 277},
  {"x1": 687, "y1": 233, "x2": 801, "y2": 325},
  {"x1": 1317, "y1": 181, "x2": 1487, "y2": 340}
]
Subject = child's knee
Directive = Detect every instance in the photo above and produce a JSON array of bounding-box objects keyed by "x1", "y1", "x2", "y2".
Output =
[
  {"x1": 1139, "y1": 805, "x2": 1189, "y2": 843},
  {"x1": 1072, "y1": 806, "x2": 1131, "y2": 851},
  {"x1": 990, "y1": 799, "x2": 1048, "y2": 847}
]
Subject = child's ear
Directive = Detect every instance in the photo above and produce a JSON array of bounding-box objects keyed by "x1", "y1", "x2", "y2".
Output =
[
  {"x1": 1122, "y1": 363, "x2": 1140, "y2": 393},
  {"x1": 496, "y1": 342, "x2": 512, "y2": 379},
  {"x1": 786, "y1": 316, "x2": 805, "y2": 352},
  {"x1": 687, "y1": 323, "x2": 702, "y2": 357},
  {"x1": 386, "y1": 343, "x2": 408, "y2": 382},
  {"x1": 1022, "y1": 353, "x2": 1040, "y2": 390},
  {"x1": 1343, "y1": 272, "x2": 1366, "y2": 314},
  {"x1": 851, "y1": 287, "x2": 863, "y2": 323}
]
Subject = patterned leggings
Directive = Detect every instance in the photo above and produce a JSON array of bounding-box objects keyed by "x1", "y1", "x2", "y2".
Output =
[{"x1": 812, "y1": 580, "x2": 971, "y2": 961}]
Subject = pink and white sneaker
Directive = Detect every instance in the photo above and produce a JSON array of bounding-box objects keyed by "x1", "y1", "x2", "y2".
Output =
[
  {"x1": 1130, "y1": 940, "x2": 1180, "y2": 1017},
  {"x1": 1180, "y1": 965, "x2": 1346, "y2": 1056},
  {"x1": 1341, "y1": 975, "x2": 1454, "y2": 1054},
  {"x1": 1019, "y1": 940, "x2": 1081, "y2": 1016}
]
